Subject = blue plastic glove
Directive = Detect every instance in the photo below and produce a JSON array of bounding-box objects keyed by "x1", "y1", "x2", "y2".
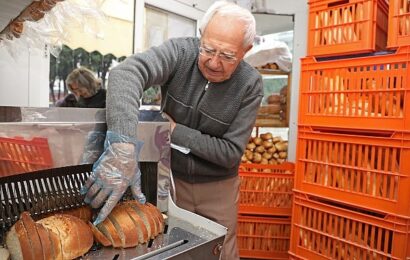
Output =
[
  {"x1": 80, "y1": 131, "x2": 106, "y2": 164},
  {"x1": 80, "y1": 131, "x2": 145, "y2": 225}
]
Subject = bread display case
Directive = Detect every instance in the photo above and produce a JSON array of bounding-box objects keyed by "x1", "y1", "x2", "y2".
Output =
[{"x1": 0, "y1": 106, "x2": 226, "y2": 259}]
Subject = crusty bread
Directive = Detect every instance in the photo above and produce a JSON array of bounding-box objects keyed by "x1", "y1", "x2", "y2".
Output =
[
  {"x1": 97, "y1": 218, "x2": 122, "y2": 248},
  {"x1": 122, "y1": 201, "x2": 155, "y2": 239},
  {"x1": 35, "y1": 223, "x2": 53, "y2": 260},
  {"x1": 117, "y1": 204, "x2": 149, "y2": 244},
  {"x1": 45, "y1": 223, "x2": 63, "y2": 260},
  {"x1": 20, "y1": 212, "x2": 43, "y2": 260},
  {"x1": 88, "y1": 222, "x2": 112, "y2": 247},
  {"x1": 92, "y1": 200, "x2": 165, "y2": 248},
  {"x1": 125, "y1": 201, "x2": 159, "y2": 236},
  {"x1": 6, "y1": 220, "x2": 32, "y2": 260},
  {"x1": 38, "y1": 214, "x2": 93, "y2": 259},
  {"x1": 0, "y1": 246, "x2": 10, "y2": 260},
  {"x1": 146, "y1": 203, "x2": 165, "y2": 233},
  {"x1": 109, "y1": 206, "x2": 139, "y2": 248}
]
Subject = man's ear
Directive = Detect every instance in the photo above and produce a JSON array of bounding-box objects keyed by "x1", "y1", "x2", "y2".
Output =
[{"x1": 244, "y1": 44, "x2": 253, "y2": 54}]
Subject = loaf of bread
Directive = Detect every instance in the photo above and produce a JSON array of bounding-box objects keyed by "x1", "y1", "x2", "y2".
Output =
[
  {"x1": 6, "y1": 212, "x2": 93, "y2": 260},
  {"x1": 93, "y1": 201, "x2": 165, "y2": 248}
]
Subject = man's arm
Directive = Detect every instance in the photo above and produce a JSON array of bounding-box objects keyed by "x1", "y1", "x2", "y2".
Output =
[{"x1": 106, "y1": 39, "x2": 180, "y2": 137}]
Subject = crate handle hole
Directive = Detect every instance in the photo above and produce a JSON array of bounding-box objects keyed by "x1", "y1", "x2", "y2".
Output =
[{"x1": 328, "y1": 0, "x2": 349, "y2": 8}]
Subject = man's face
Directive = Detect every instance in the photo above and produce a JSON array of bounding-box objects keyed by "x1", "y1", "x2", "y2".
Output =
[{"x1": 198, "y1": 14, "x2": 252, "y2": 83}]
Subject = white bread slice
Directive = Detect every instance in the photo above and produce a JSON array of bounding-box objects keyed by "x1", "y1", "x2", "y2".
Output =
[
  {"x1": 97, "y1": 218, "x2": 122, "y2": 248},
  {"x1": 126, "y1": 201, "x2": 159, "y2": 237},
  {"x1": 6, "y1": 221, "x2": 32, "y2": 260},
  {"x1": 0, "y1": 246, "x2": 10, "y2": 260},
  {"x1": 118, "y1": 204, "x2": 149, "y2": 243},
  {"x1": 20, "y1": 212, "x2": 43, "y2": 260},
  {"x1": 109, "y1": 207, "x2": 139, "y2": 248},
  {"x1": 38, "y1": 214, "x2": 93, "y2": 259},
  {"x1": 122, "y1": 201, "x2": 154, "y2": 239},
  {"x1": 88, "y1": 222, "x2": 112, "y2": 247}
]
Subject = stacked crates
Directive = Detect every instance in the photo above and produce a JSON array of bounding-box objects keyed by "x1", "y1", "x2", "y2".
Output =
[
  {"x1": 237, "y1": 163, "x2": 294, "y2": 259},
  {"x1": 0, "y1": 136, "x2": 53, "y2": 177},
  {"x1": 290, "y1": 0, "x2": 410, "y2": 259}
]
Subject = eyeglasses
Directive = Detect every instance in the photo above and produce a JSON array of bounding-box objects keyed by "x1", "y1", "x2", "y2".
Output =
[{"x1": 199, "y1": 46, "x2": 238, "y2": 64}]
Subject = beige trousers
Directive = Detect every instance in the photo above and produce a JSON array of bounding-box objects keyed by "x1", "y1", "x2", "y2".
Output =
[{"x1": 174, "y1": 176, "x2": 240, "y2": 260}]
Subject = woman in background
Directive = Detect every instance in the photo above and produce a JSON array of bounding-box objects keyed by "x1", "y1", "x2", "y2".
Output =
[{"x1": 56, "y1": 67, "x2": 106, "y2": 108}]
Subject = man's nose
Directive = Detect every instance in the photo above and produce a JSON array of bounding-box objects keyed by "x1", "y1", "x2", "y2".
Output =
[{"x1": 207, "y1": 55, "x2": 221, "y2": 68}]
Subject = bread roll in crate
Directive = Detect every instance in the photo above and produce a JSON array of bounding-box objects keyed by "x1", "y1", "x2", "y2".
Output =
[
  {"x1": 289, "y1": 191, "x2": 410, "y2": 260},
  {"x1": 237, "y1": 215, "x2": 291, "y2": 259},
  {"x1": 387, "y1": 0, "x2": 410, "y2": 48},
  {"x1": 238, "y1": 162, "x2": 294, "y2": 216},
  {"x1": 307, "y1": 0, "x2": 388, "y2": 57},
  {"x1": 296, "y1": 126, "x2": 410, "y2": 216},
  {"x1": 299, "y1": 46, "x2": 410, "y2": 131},
  {"x1": 242, "y1": 132, "x2": 288, "y2": 165}
]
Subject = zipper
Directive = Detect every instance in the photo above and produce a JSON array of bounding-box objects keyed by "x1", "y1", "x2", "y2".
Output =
[
  {"x1": 195, "y1": 81, "x2": 209, "y2": 112},
  {"x1": 189, "y1": 81, "x2": 209, "y2": 180}
]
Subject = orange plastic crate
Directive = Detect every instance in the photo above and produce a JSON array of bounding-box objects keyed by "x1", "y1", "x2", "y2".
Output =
[
  {"x1": 239, "y1": 163, "x2": 294, "y2": 216},
  {"x1": 296, "y1": 126, "x2": 410, "y2": 216},
  {"x1": 0, "y1": 137, "x2": 53, "y2": 177},
  {"x1": 237, "y1": 215, "x2": 291, "y2": 260},
  {"x1": 299, "y1": 46, "x2": 410, "y2": 131},
  {"x1": 289, "y1": 191, "x2": 410, "y2": 260},
  {"x1": 307, "y1": 0, "x2": 388, "y2": 57},
  {"x1": 387, "y1": 0, "x2": 410, "y2": 48}
]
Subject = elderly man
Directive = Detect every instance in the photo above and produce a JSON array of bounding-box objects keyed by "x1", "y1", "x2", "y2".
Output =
[{"x1": 81, "y1": 1, "x2": 263, "y2": 259}]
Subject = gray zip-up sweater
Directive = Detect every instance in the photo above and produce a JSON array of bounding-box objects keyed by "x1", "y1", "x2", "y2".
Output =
[{"x1": 107, "y1": 37, "x2": 263, "y2": 183}]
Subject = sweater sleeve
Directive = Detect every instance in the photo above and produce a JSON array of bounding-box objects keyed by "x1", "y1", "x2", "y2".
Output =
[
  {"x1": 171, "y1": 76, "x2": 263, "y2": 170},
  {"x1": 106, "y1": 39, "x2": 180, "y2": 137}
]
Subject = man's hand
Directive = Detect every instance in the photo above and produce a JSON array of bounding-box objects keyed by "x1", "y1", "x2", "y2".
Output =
[{"x1": 80, "y1": 132, "x2": 145, "y2": 225}]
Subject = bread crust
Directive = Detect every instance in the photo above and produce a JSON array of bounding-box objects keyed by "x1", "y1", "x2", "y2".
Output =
[
  {"x1": 146, "y1": 203, "x2": 165, "y2": 233},
  {"x1": 123, "y1": 201, "x2": 155, "y2": 239},
  {"x1": 88, "y1": 222, "x2": 112, "y2": 247},
  {"x1": 98, "y1": 218, "x2": 122, "y2": 248},
  {"x1": 38, "y1": 214, "x2": 93, "y2": 259},
  {"x1": 35, "y1": 222, "x2": 53, "y2": 260},
  {"x1": 126, "y1": 201, "x2": 159, "y2": 236},
  {"x1": 119, "y1": 204, "x2": 149, "y2": 243},
  {"x1": 20, "y1": 212, "x2": 43, "y2": 260},
  {"x1": 13, "y1": 220, "x2": 33, "y2": 260},
  {"x1": 109, "y1": 207, "x2": 139, "y2": 248}
]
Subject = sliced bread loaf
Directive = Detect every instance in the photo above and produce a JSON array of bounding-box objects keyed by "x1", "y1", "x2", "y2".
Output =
[
  {"x1": 20, "y1": 212, "x2": 43, "y2": 260},
  {"x1": 87, "y1": 222, "x2": 112, "y2": 247},
  {"x1": 6, "y1": 221, "x2": 32, "y2": 260},
  {"x1": 108, "y1": 207, "x2": 139, "y2": 248}
]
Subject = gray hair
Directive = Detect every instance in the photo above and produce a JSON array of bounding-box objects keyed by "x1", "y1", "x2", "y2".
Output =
[
  {"x1": 199, "y1": 1, "x2": 256, "y2": 47},
  {"x1": 66, "y1": 67, "x2": 101, "y2": 96}
]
